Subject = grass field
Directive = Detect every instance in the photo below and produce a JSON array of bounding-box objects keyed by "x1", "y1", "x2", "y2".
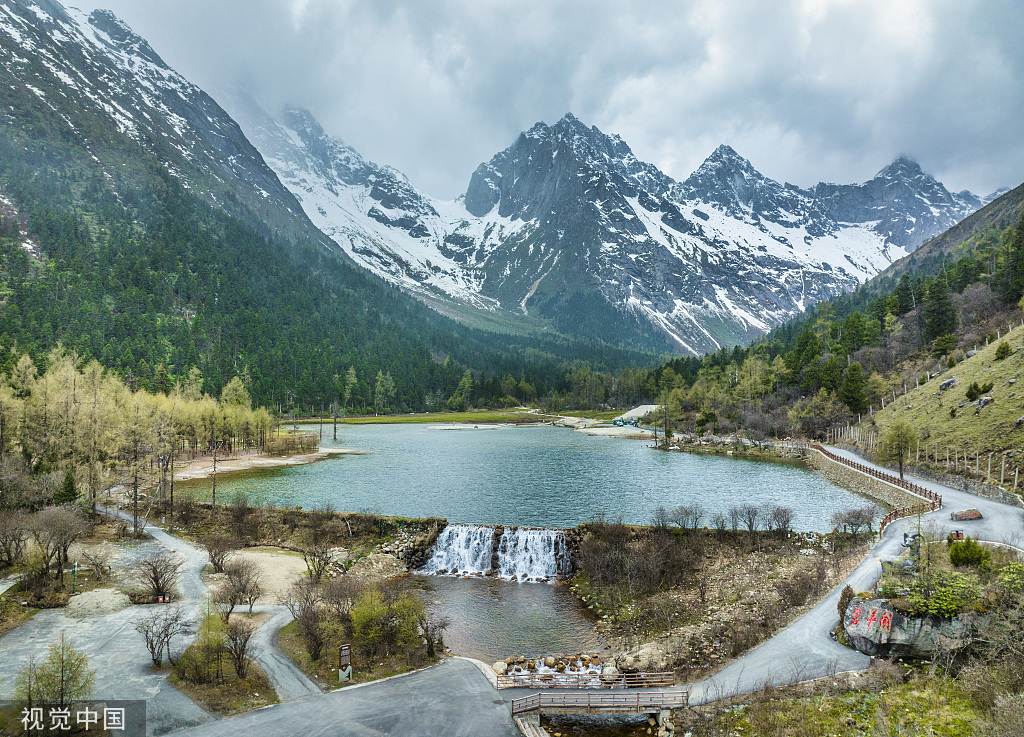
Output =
[{"x1": 867, "y1": 323, "x2": 1024, "y2": 471}]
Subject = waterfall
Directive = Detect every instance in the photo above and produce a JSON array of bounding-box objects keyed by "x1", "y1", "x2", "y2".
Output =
[
  {"x1": 420, "y1": 524, "x2": 495, "y2": 576},
  {"x1": 421, "y1": 524, "x2": 569, "y2": 582},
  {"x1": 497, "y1": 527, "x2": 568, "y2": 581}
]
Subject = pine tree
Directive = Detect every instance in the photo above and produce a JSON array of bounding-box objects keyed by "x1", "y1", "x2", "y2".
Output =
[
  {"x1": 998, "y1": 214, "x2": 1024, "y2": 304},
  {"x1": 923, "y1": 273, "x2": 957, "y2": 343},
  {"x1": 838, "y1": 362, "x2": 867, "y2": 415},
  {"x1": 54, "y1": 468, "x2": 78, "y2": 505}
]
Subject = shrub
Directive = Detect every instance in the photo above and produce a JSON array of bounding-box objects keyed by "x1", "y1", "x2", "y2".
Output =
[
  {"x1": 838, "y1": 585, "x2": 854, "y2": 628},
  {"x1": 995, "y1": 341, "x2": 1011, "y2": 360},
  {"x1": 966, "y1": 381, "x2": 995, "y2": 402},
  {"x1": 950, "y1": 537, "x2": 991, "y2": 568},
  {"x1": 350, "y1": 587, "x2": 423, "y2": 659},
  {"x1": 908, "y1": 570, "x2": 979, "y2": 617},
  {"x1": 996, "y1": 562, "x2": 1024, "y2": 598}
]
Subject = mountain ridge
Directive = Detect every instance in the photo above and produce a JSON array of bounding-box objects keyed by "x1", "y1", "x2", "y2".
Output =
[{"x1": 225, "y1": 99, "x2": 986, "y2": 355}]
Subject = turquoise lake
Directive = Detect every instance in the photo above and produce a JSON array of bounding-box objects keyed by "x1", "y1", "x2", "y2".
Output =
[{"x1": 180, "y1": 423, "x2": 866, "y2": 530}]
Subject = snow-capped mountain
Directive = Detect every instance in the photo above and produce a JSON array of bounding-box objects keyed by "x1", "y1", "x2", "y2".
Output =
[
  {"x1": 0, "y1": 0, "x2": 320, "y2": 243},
  {"x1": 810, "y1": 157, "x2": 981, "y2": 251},
  {"x1": 1, "y1": 0, "x2": 984, "y2": 355},
  {"x1": 227, "y1": 100, "x2": 984, "y2": 354}
]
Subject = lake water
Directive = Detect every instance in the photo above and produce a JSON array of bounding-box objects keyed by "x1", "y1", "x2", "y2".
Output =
[
  {"x1": 410, "y1": 575, "x2": 605, "y2": 664},
  {"x1": 179, "y1": 423, "x2": 866, "y2": 530}
]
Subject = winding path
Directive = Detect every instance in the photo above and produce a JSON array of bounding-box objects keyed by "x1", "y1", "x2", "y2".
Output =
[
  {"x1": 4, "y1": 451, "x2": 1021, "y2": 736},
  {"x1": 686, "y1": 446, "x2": 1023, "y2": 704}
]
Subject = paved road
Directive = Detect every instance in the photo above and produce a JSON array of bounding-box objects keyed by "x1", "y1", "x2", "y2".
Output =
[
  {"x1": 685, "y1": 446, "x2": 1024, "y2": 703},
  {"x1": 6, "y1": 453, "x2": 1022, "y2": 735},
  {"x1": 168, "y1": 657, "x2": 519, "y2": 737},
  {"x1": 0, "y1": 604, "x2": 211, "y2": 735},
  {"x1": 0, "y1": 508, "x2": 215, "y2": 735},
  {"x1": 248, "y1": 605, "x2": 321, "y2": 701}
]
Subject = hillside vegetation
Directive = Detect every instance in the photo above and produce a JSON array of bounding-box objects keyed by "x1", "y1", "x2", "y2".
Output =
[{"x1": 866, "y1": 323, "x2": 1024, "y2": 482}]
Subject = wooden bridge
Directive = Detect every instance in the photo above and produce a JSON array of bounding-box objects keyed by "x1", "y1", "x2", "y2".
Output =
[
  {"x1": 511, "y1": 690, "x2": 689, "y2": 715},
  {"x1": 496, "y1": 671, "x2": 675, "y2": 690}
]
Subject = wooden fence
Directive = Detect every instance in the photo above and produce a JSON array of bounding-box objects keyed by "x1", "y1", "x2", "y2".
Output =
[
  {"x1": 809, "y1": 444, "x2": 942, "y2": 536},
  {"x1": 497, "y1": 671, "x2": 675, "y2": 690},
  {"x1": 511, "y1": 690, "x2": 689, "y2": 715}
]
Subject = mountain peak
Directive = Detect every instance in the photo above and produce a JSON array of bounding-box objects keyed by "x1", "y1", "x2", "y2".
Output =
[{"x1": 877, "y1": 155, "x2": 927, "y2": 181}]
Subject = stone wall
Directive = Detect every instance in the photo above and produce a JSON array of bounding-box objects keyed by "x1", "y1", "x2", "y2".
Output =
[
  {"x1": 805, "y1": 448, "x2": 922, "y2": 510},
  {"x1": 835, "y1": 443, "x2": 1023, "y2": 508}
]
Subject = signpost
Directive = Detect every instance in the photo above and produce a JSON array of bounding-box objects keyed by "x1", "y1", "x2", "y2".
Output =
[{"x1": 338, "y1": 644, "x2": 352, "y2": 682}]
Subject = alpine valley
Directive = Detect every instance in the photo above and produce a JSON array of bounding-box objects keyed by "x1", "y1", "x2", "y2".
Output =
[{"x1": 0, "y1": 0, "x2": 995, "y2": 381}]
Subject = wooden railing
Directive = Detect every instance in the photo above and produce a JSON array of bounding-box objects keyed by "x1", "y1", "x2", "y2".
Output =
[
  {"x1": 497, "y1": 671, "x2": 675, "y2": 690},
  {"x1": 809, "y1": 444, "x2": 942, "y2": 536},
  {"x1": 511, "y1": 690, "x2": 689, "y2": 715}
]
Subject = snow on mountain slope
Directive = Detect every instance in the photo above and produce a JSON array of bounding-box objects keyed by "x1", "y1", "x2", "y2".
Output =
[
  {"x1": 0, "y1": 0, "x2": 316, "y2": 241},
  {"x1": 224, "y1": 99, "x2": 983, "y2": 354}
]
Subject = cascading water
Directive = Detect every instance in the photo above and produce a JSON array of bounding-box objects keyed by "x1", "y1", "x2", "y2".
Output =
[
  {"x1": 421, "y1": 524, "x2": 569, "y2": 582},
  {"x1": 420, "y1": 524, "x2": 495, "y2": 576},
  {"x1": 497, "y1": 527, "x2": 568, "y2": 581}
]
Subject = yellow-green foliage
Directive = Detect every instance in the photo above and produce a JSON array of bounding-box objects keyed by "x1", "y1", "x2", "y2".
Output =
[
  {"x1": 996, "y1": 562, "x2": 1024, "y2": 597},
  {"x1": 350, "y1": 588, "x2": 423, "y2": 659},
  {"x1": 868, "y1": 324, "x2": 1024, "y2": 459},
  {"x1": 908, "y1": 570, "x2": 980, "y2": 617}
]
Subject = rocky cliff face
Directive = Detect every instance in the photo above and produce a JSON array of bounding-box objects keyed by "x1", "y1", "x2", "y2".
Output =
[
  {"x1": 0, "y1": 0, "x2": 319, "y2": 241},
  {"x1": 812, "y1": 157, "x2": 982, "y2": 252}
]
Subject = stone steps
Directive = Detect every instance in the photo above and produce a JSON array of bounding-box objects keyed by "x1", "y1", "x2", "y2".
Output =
[{"x1": 514, "y1": 716, "x2": 551, "y2": 737}]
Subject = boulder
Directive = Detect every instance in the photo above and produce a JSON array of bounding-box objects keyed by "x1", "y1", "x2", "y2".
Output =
[
  {"x1": 939, "y1": 377, "x2": 958, "y2": 391},
  {"x1": 492, "y1": 661, "x2": 508, "y2": 676},
  {"x1": 951, "y1": 508, "x2": 983, "y2": 521},
  {"x1": 544, "y1": 656, "x2": 557, "y2": 668},
  {"x1": 843, "y1": 598, "x2": 971, "y2": 659},
  {"x1": 978, "y1": 396, "x2": 994, "y2": 410}
]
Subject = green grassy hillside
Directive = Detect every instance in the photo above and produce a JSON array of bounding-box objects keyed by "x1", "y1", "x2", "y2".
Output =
[{"x1": 867, "y1": 322, "x2": 1024, "y2": 479}]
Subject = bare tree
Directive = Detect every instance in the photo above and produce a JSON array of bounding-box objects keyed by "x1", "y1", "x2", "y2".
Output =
[
  {"x1": 768, "y1": 505, "x2": 795, "y2": 537},
  {"x1": 0, "y1": 510, "x2": 28, "y2": 566},
  {"x1": 416, "y1": 611, "x2": 451, "y2": 658},
  {"x1": 831, "y1": 505, "x2": 879, "y2": 534},
  {"x1": 136, "y1": 552, "x2": 183, "y2": 599},
  {"x1": 671, "y1": 503, "x2": 705, "y2": 531},
  {"x1": 28, "y1": 507, "x2": 63, "y2": 577},
  {"x1": 224, "y1": 618, "x2": 256, "y2": 679},
  {"x1": 50, "y1": 507, "x2": 90, "y2": 585},
  {"x1": 301, "y1": 530, "x2": 333, "y2": 584},
  {"x1": 282, "y1": 578, "x2": 325, "y2": 661},
  {"x1": 201, "y1": 532, "x2": 239, "y2": 574},
  {"x1": 738, "y1": 503, "x2": 763, "y2": 534},
  {"x1": 322, "y1": 575, "x2": 364, "y2": 634},
  {"x1": 134, "y1": 606, "x2": 195, "y2": 666},
  {"x1": 81, "y1": 548, "x2": 112, "y2": 582},
  {"x1": 711, "y1": 511, "x2": 729, "y2": 538},
  {"x1": 216, "y1": 558, "x2": 263, "y2": 620},
  {"x1": 650, "y1": 506, "x2": 671, "y2": 529}
]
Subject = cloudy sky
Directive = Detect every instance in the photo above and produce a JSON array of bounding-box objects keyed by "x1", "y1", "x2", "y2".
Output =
[{"x1": 85, "y1": 0, "x2": 1023, "y2": 200}]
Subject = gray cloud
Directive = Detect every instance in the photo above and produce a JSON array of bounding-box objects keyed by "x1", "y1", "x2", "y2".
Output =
[{"x1": 85, "y1": 0, "x2": 1023, "y2": 199}]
